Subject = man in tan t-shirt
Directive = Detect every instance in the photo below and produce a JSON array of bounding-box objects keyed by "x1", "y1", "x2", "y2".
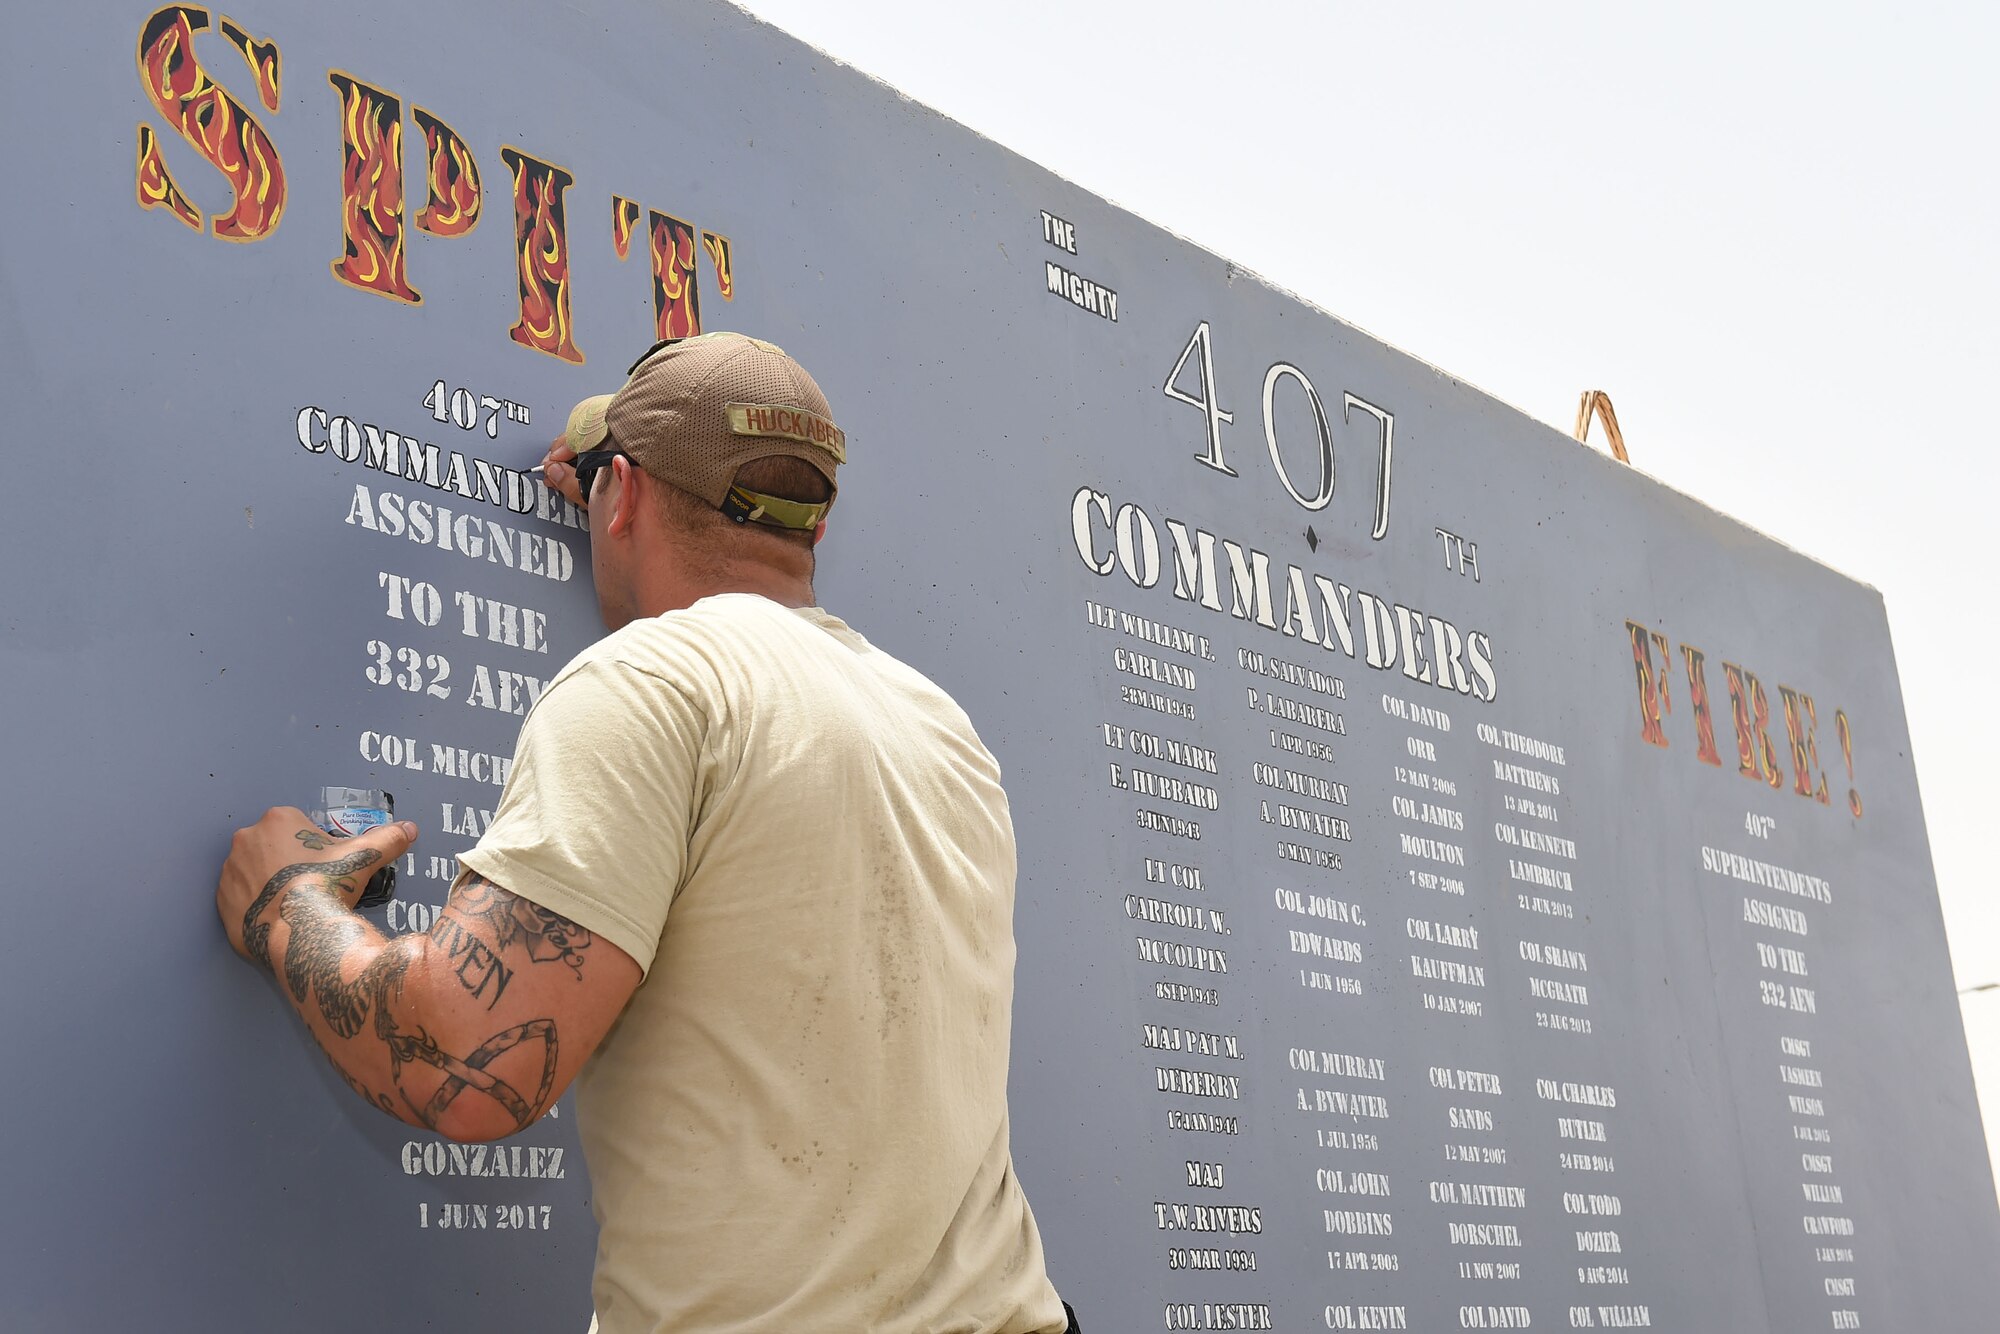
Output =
[{"x1": 216, "y1": 333, "x2": 1074, "y2": 1332}]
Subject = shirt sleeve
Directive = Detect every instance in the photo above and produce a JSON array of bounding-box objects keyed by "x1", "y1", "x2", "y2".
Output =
[{"x1": 459, "y1": 656, "x2": 708, "y2": 976}]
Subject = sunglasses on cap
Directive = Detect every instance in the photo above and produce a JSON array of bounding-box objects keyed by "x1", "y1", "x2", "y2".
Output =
[{"x1": 570, "y1": 447, "x2": 629, "y2": 509}]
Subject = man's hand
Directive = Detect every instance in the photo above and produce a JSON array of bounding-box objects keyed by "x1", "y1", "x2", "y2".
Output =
[
  {"x1": 216, "y1": 807, "x2": 418, "y2": 960},
  {"x1": 538, "y1": 436, "x2": 586, "y2": 509}
]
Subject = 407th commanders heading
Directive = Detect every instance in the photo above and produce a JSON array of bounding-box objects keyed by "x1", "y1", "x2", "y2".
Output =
[{"x1": 1071, "y1": 319, "x2": 1497, "y2": 706}]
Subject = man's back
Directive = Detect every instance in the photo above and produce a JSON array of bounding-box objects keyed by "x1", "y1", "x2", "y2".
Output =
[{"x1": 464, "y1": 593, "x2": 1065, "y2": 1333}]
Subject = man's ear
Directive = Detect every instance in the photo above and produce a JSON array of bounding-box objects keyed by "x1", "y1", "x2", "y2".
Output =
[
  {"x1": 811, "y1": 518, "x2": 828, "y2": 547},
  {"x1": 606, "y1": 456, "x2": 644, "y2": 538}
]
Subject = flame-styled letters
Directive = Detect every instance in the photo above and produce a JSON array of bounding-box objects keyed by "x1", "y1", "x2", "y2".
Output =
[
  {"x1": 612, "y1": 197, "x2": 641, "y2": 262},
  {"x1": 136, "y1": 123, "x2": 201, "y2": 229},
  {"x1": 1624, "y1": 622, "x2": 1860, "y2": 818},
  {"x1": 1625, "y1": 620, "x2": 1672, "y2": 748},
  {"x1": 328, "y1": 71, "x2": 420, "y2": 303},
  {"x1": 1835, "y1": 710, "x2": 1862, "y2": 818},
  {"x1": 650, "y1": 211, "x2": 702, "y2": 339},
  {"x1": 413, "y1": 106, "x2": 481, "y2": 237},
  {"x1": 128, "y1": 20, "x2": 743, "y2": 361},
  {"x1": 702, "y1": 231, "x2": 735, "y2": 302},
  {"x1": 1777, "y1": 686, "x2": 1832, "y2": 805},
  {"x1": 218, "y1": 15, "x2": 281, "y2": 110},
  {"x1": 502, "y1": 147, "x2": 583, "y2": 363},
  {"x1": 1680, "y1": 644, "x2": 1722, "y2": 767},
  {"x1": 135, "y1": 6, "x2": 287, "y2": 241},
  {"x1": 1722, "y1": 662, "x2": 1785, "y2": 790}
]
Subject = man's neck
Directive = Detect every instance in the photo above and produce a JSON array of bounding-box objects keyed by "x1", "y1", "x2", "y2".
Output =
[{"x1": 637, "y1": 562, "x2": 816, "y2": 617}]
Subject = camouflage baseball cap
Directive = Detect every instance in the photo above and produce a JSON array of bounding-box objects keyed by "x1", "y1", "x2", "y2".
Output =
[{"x1": 562, "y1": 332, "x2": 845, "y2": 530}]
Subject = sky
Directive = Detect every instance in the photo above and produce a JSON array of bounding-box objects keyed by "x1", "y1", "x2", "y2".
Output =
[{"x1": 731, "y1": 0, "x2": 1999, "y2": 1179}]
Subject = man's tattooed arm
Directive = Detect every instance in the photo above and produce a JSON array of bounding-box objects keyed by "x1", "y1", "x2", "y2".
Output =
[
  {"x1": 241, "y1": 859, "x2": 635, "y2": 1141},
  {"x1": 445, "y1": 874, "x2": 596, "y2": 976}
]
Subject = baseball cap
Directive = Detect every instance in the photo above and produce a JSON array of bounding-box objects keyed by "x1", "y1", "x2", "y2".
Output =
[{"x1": 562, "y1": 332, "x2": 845, "y2": 530}]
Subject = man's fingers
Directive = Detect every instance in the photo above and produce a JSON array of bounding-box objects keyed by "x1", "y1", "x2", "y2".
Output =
[
  {"x1": 349, "y1": 819, "x2": 420, "y2": 866},
  {"x1": 543, "y1": 458, "x2": 586, "y2": 508},
  {"x1": 538, "y1": 439, "x2": 586, "y2": 508}
]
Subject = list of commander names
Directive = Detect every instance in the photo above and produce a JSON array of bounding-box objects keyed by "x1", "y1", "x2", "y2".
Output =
[{"x1": 1082, "y1": 588, "x2": 1686, "y2": 1333}]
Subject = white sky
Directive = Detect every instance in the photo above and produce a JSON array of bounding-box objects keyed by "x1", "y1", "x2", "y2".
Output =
[{"x1": 733, "y1": 0, "x2": 2000, "y2": 1180}]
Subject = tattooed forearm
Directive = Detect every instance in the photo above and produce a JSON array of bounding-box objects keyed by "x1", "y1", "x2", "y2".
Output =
[
  {"x1": 279, "y1": 886, "x2": 414, "y2": 1040},
  {"x1": 247, "y1": 856, "x2": 560, "y2": 1134},
  {"x1": 241, "y1": 848, "x2": 384, "y2": 973},
  {"x1": 450, "y1": 874, "x2": 595, "y2": 977}
]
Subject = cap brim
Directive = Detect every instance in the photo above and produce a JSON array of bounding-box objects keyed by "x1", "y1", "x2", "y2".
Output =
[{"x1": 563, "y1": 394, "x2": 617, "y2": 453}]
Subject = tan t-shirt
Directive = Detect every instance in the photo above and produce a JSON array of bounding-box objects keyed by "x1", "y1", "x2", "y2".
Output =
[{"x1": 461, "y1": 593, "x2": 1065, "y2": 1334}]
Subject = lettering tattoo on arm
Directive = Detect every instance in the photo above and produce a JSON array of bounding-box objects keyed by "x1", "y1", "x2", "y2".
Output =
[
  {"x1": 429, "y1": 913, "x2": 515, "y2": 1009},
  {"x1": 240, "y1": 853, "x2": 560, "y2": 1133},
  {"x1": 446, "y1": 874, "x2": 596, "y2": 977}
]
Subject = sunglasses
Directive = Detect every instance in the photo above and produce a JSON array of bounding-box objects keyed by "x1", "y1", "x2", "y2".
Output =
[{"x1": 570, "y1": 448, "x2": 628, "y2": 509}]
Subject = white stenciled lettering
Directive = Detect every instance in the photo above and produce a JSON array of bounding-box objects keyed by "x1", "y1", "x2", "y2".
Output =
[
  {"x1": 1300, "y1": 1087, "x2": 1391, "y2": 1119},
  {"x1": 1428, "y1": 1067, "x2": 1503, "y2": 1095},
  {"x1": 1126, "y1": 894, "x2": 1228, "y2": 934},
  {"x1": 1167, "y1": 1109, "x2": 1239, "y2": 1134},
  {"x1": 400, "y1": 1140, "x2": 566, "y2": 1178},
  {"x1": 1156, "y1": 1067, "x2": 1242, "y2": 1099},
  {"x1": 1153, "y1": 1202, "x2": 1263, "y2": 1233},
  {"x1": 439, "y1": 802, "x2": 494, "y2": 837},
  {"x1": 1744, "y1": 897, "x2": 1811, "y2": 935},
  {"x1": 1265, "y1": 802, "x2": 1354, "y2": 841},
  {"x1": 1275, "y1": 887, "x2": 1365, "y2": 924},
  {"x1": 1238, "y1": 647, "x2": 1344, "y2": 698},
  {"x1": 462, "y1": 664, "x2": 550, "y2": 715},
  {"x1": 1528, "y1": 976, "x2": 1590, "y2": 1006},
  {"x1": 1445, "y1": 1223, "x2": 1523, "y2": 1247},
  {"x1": 1291, "y1": 930, "x2": 1365, "y2": 963},
  {"x1": 1490, "y1": 759, "x2": 1561, "y2": 795},
  {"x1": 1401, "y1": 834, "x2": 1467, "y2": 866},
  {"x1": 1323, "y1": 1210, "x2": 1394, "y2": 1236},
  {"x1": 1407, "y1": 919, "x2": 1481, "y2": 951},
  {"x1": 1536, "y1": 1080, "x2": 1617, "y2": 1108},
  {"x1": 1113, "y1": 646, "x2": 1198, "y2": 692},
  {"x1": 1254, "y1": 762, "x2": 1350, "y2": 806},
  {"x1": 1135, "y1": 808, "x2": 1203, "y2": 840},
  {"x1": 1045, "y1": 261, "x2": 1119, "y2": 322},
  {"x1": 344, "y1": 483, "x2": 576, "y2": 580},
  {"x1": 1428, "y1": 1182, "x2": 1527, "y2": 1208},
  {"x1": 1410, "y1": 955, "x2": 1486, "y2": 987},
  {"x1": 1508, "y1": 859, "x2": 1574, "y2": 891},
  {"x1": 300, "y1": 406, "x2": 584, "y2": 528},
  {"x1": 451, "y1": 590, "x2": 550, "y2": 654},
  {"x1": 1138, "y1": 938, "x2": 1229, "y2": 972},
  {"x1": 1699, "y1": 846, "x2": 1833, "y2": 905},
  {"x1": 1146, "y1": 1025, "x2": 1244, "y2": 1060},
  {"x1": 1290, "y1": 1049, "x2": 1386, "y2": 1080},
  {"x1": 1475, "y1": 722, "x2": 1565, "y2": 765}
]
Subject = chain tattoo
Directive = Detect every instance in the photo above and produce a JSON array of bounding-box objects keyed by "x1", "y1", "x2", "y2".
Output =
[{"x1": 241, "y1": 853, "x2": 561, "y2": 1133}]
